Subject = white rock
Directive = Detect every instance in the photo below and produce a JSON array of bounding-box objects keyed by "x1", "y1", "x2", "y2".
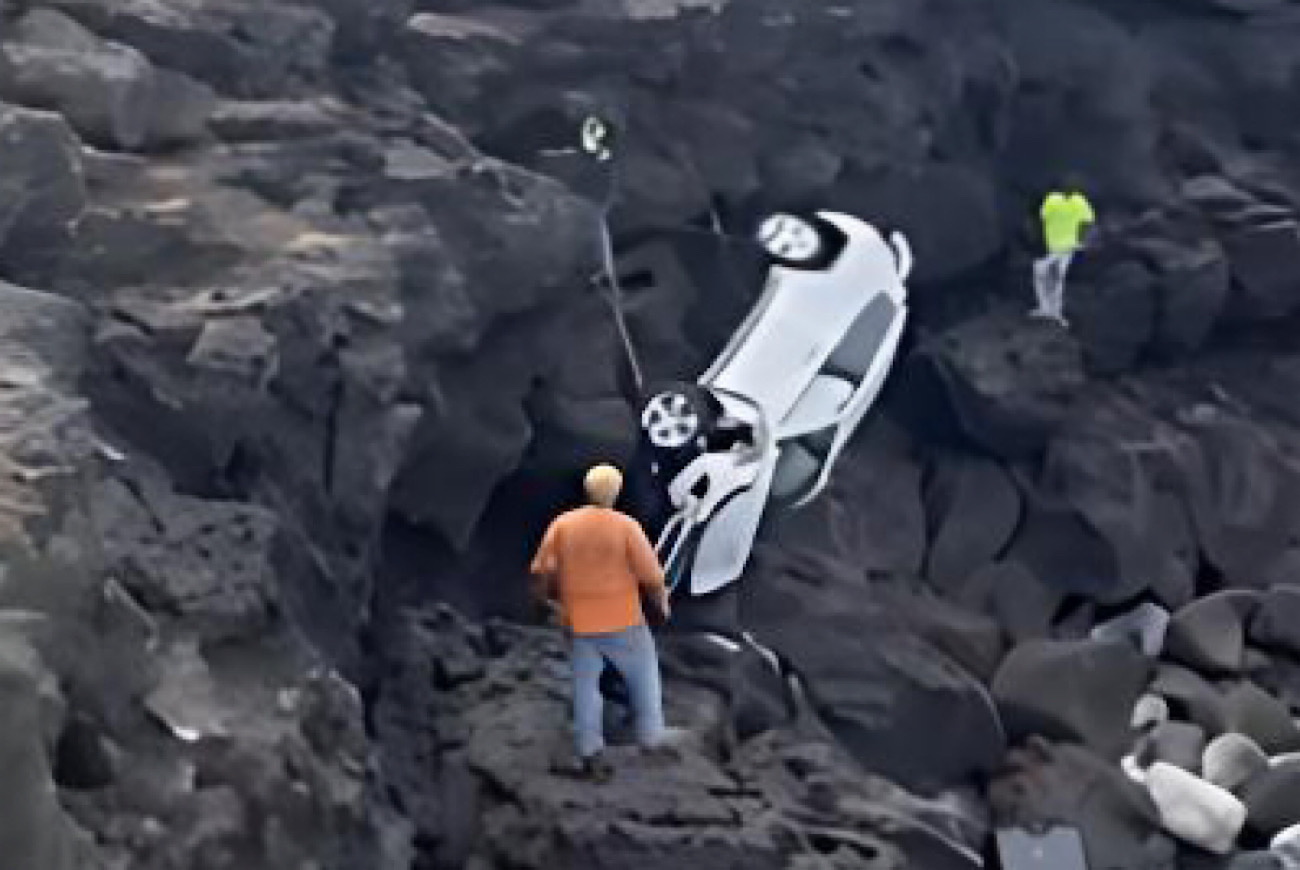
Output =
[
  {"x1": 1146, "y1": 762, "x2": 1247, "y2": 855},
  {"x1": 1271, "y1": 752, "x2": 1300, "y2": 768},
  {"x1": 1132, "y1": 694, "x2": 1171, "y2": 730},
  {"x1": 1273, "y1": 823, "x2": 1300, "y2": 869},
  {"x1": 1122, "y1": 753, "x2": 1148, "y2": 784},
  {"x1": 1204, "y1": 732, "x2": 1270, "y2": 792}
]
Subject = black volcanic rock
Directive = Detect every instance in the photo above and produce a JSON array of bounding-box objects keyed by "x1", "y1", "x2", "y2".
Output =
[
  {"x1": 989, "y1": 738, "x2": 1174, "y2": 870},
  {"x1": 0, "y1": 104, "x2": 85, "y2": 271},
  {"x1": 923, "y1": 453, "x2": 1022, "y2": 593},
  {"x1": 1249, "y1": 587, "x2": 1300, "y2": 658},
  {"x1": 0, "y1": 9, "x2": 216, "y2": 150},
  {"x1": 1165, "y1": 591, "x2": 1260, "y2": 675},
  {"x1": 0, "y1": 0, "x2": 1299, "y2": 867},
  {"x1": 0, "y1": 625, "x2": 83, "y2": 870},
  {"x1": 1242, "y1": 761, "x2": 1300, "y2": 838},
  {"x1": 905, "y1": 312, "x2": 1086, "y2": 459},
  {"x1": 992, "y1": 639, "x2": 1151, "y2": 760},
  {"x1": 373, "y1": 606, "x2": 989, "y2": 870}
]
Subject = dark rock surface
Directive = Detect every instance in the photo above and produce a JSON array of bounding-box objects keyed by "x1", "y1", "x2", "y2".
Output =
[
  {"x1": 1165, "y1": 592, "x2": 1261, "y2": 675},
  {"x1": 1220, "y1": 682, "x2": 1300, "y2": 755},
  {"x1": 989, "y1": 738, "x2": 1175, "y2": 870},
  {"x1": 1204, "y1": 733, "x2": 1271, "y2": 794},
  {"x1": 372, "y1": 606, "x2": 988, "y2": 870},
  {"x1": 0, "y1": 0, "x2": 1297, "y2": 867},
  {"x1": 1250, "y1": 587, "x2": 1300, "y2": 658},
  {"x1": 1243, "y1": 761, "x2": 1300, "y2": 839},
  {"x1": 0, "y1": 624, "x2": 84, "y2": 870},
  {"x1": 992, "y1": 639, "x2": 1151, "y2": 760},
  {"x1": 903, "y1": 312, "x2": 1087, "y2": 460},
  {"x1": 1138, "y1": 721, "x2": 1207, "y2": 774},
  {"x1": 1151, "y1": 664, "x2": 1233, "y2": 737},
  {"x1": 0, "y1": 9, "x2": 216, "y2": 150}
]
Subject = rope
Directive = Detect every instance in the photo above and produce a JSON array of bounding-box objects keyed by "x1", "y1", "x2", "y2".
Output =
[{"x1": 594, "y1": 208, "x2": 645, "y2": 395}]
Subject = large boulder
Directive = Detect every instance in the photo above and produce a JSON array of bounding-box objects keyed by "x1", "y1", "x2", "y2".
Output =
[
  {"x1": 1243, "y1": 762, "x2": 1300, "y2": 837},
  {"x1": 992, "y1": 638, "x2": 1151, "y2": 760},
  {"x1": 989, "y1": 739, "x2": 1174, "y2": 870},
  {"x1": 41, "y1": 0, "x2": 336, "y2": 98},
  {"x1": 825, "y1": 161, "x2": 1004, "y2": 284},
  {"x1": 923, "y1": 453, "x2": 1022, "y2": 593},
  {"x1": 1217, "y1": 217, "x2": 1300, "y2": 323},
  {"x1": 0, "y1": 104, "x2": 86, "y2": 270},
  {"x1": 1040, "y1": 389, "x2": 1200, "y2": 607},
  {"x1": 1220, "y1": 682, "x2": 1300, "y2": 755},
  {"x1": 1177, "y1": 412, "x2": 1300, "y2": 587},
  {"x1": 1064, "y1": 249, "x2": 1158, "y2": 376},
  {"x1": 0, "y1": 626, "x2": 82, "y2": 870},
  {"x1": 902, "y1": 312, "x2": 1086, "y2": 459},
  {"x1": 960, "y1": 560, "x2": 1063, "y2": 644},
  {"x1": 1164, "y1": 591, "x2": 1260, "y2": 675},
  {"x1": 1129, "y1": 216, "x2": 1231, "y2": 359},
  {"x1": 0, "y1": 9, "x2": 215, "y2": 150},
  {"x1": 745, "y1": 547, "x2": 1006, "y2": 791},
  {"x1": 1249, "y1": 587, "x2": 1300, "y2": 658}
]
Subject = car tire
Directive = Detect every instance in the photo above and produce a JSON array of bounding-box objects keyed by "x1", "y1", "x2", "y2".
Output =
[
  {"x1": 755, "y1": 212, "x2": 838, "y2": 269},
  {"x1": 641, "y1": 384, "x2": 714, "y2": 450}
]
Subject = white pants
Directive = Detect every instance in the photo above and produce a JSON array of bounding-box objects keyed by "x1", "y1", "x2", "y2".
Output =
[{"x1": 1032, "y1": 249, "x2": 1076, "y2": 320}]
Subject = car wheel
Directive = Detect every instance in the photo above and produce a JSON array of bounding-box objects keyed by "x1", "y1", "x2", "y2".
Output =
[
  {"x1": 756, "y1": 212, "x2": 828, "y2": 267},
  {"x1": 641, "y1": 389, "x2": 702, "y2": 449}
]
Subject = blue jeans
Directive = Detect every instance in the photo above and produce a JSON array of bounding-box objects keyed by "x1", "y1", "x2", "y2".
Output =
[{"x1": 571, "y1": 622, "x2": 665, "y2": 758}]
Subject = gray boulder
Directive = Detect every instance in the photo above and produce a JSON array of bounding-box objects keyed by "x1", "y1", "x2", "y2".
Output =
[
  {"x1": 989, "y1": 739, "x2": 1173, "y2": 870},
  {"x1": 0, "y1": 627, "x2": 81, "y2": 870},
  {"x1": 992, "y1": 639, "x2": 1150, "y2": 760},
  {"x1": 903, "y1": 312, "x2": 1086, "y2": 460},
  {"x1": 1150, "y1": 663, "x2": 1230, "y2": 736},
  {"x1": 1221, "y1": 682, "x2": 1300, "y2": 755},
  {"x1": 1137, "y1": 721, "x2": 1207, "y2": 774},
  {"x1": 0, "y1": 9, "x2": 215, "y2": 150},
  {"x1": 0, "y1": 104, "x2": 85, "y2": 267},
  {"x1": 1165, "y1": 591, "x2": 1260, "y2": 675},
  {"x1": 1243, "y1": 761, "x2": 1300, "y2": 837},
  {"x1": 1204, "y1": 732, "x2": 1271, "y2": 794},
  {"x1": 1250, "y1": 587, "x2": 1300, "y2": 658},
  {"x1": 923, "y1": 453, "x2": 1022, "y2": 593}
]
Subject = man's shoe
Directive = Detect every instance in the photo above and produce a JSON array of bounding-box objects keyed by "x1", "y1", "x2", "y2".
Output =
[
  {"x1": 644, "y1": 726, "x2": 691, "y2": 757},
  {"x1": 580, "y1": 752, "x2": 614, "y2": 783}
]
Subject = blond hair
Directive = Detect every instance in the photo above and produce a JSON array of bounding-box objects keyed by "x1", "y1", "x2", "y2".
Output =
[{"x1": 584, "y1": 463, "x2": 623, "y2": 507}]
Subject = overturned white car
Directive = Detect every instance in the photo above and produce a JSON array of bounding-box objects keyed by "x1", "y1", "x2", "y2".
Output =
[{"x1": 637, "y1": 210, "x2": 913, "y2": 597}]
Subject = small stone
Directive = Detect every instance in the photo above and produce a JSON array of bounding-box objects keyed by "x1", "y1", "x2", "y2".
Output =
[
  {"x1": 1133, "y1": 694, "x2": 1171, "y2": 731},
  {"x1": 1204, "y1": 733, "x2": 1270, "y2": 793},
  {"x1": 1146, "y1": 762, "x2": 1247, "y2": 855}
]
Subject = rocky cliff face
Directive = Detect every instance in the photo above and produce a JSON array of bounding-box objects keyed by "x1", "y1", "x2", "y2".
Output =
[{"x1": 2, "y1": 0, "x2": 1300, "y2": 867}]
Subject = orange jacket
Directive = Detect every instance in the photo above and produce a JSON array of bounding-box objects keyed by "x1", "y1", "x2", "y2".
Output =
[{"x1": 529, "y1": 506, "x2": 666, "y2": 635}]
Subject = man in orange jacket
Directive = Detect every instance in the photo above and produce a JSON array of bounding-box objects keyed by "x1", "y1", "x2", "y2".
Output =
[{"x1": 530, "y1": 463, "x2": 674, "y2": 776}]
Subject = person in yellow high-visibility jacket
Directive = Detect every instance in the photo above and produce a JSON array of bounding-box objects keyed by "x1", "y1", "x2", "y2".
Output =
[{"x1": 1032, "y1": 184, "x2": 1096, "y2": 326}]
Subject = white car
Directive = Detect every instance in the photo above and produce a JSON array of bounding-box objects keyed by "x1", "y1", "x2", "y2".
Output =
[{"x1": 638, "y1": 210, "x2": 912, "y2": 597}]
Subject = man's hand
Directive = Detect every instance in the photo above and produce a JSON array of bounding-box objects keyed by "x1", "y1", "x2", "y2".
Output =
[{"x1": 653, "y1": 588, "x2": 672, "y2": 621}]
